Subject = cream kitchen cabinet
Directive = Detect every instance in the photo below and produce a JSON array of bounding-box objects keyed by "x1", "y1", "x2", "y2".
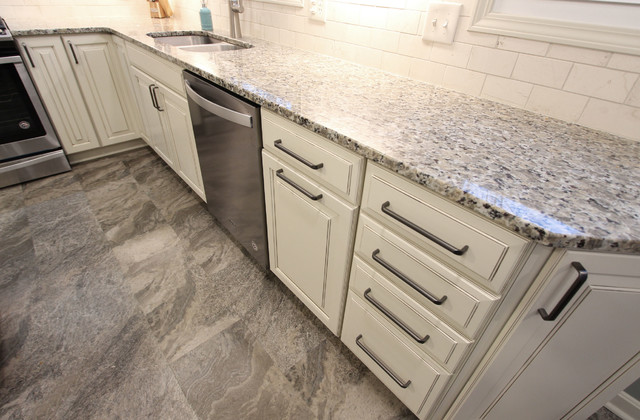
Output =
[
  {"x1": 126, "y1": 43, "x2": 205, "y2": 201},
  {"x1": 447, "y1": 250, "x2": 640, "y2": 420},
  {"x1": 261, "y1": 110, "x2": 365, "y2": 335},
  {"x1": 19, "y1": 34, "x2": 138, "y2": 154}
]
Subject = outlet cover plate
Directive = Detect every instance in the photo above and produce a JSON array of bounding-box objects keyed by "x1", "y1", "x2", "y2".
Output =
[
  {"x1": 423, "y1": 2, "x2": 462, "y2": 44},
  {"x1": 309, "y1": 0, "x2": 326, "y2": 22}
]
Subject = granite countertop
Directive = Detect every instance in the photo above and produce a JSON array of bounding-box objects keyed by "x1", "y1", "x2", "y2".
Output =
[{"x1": 9, "y1": 17, "x2": 640, "y2": 254}]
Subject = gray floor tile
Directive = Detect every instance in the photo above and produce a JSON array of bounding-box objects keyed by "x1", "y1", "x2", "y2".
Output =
[
  {"x1": 22, "y1": 170, "x2": 81, "y2": 207},
  {"x1": 0, "y1": 184, "x2": 24, "y2": 214}
]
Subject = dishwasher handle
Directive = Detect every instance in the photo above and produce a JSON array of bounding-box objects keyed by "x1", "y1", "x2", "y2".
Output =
[{"x1": 184, "y1": 80, "x2": 253, "y2": 128}]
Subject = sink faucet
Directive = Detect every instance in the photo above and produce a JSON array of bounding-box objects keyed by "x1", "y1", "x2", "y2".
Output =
[{"x1": 229, "y1": 0, "x2": 244, "y2": 38}]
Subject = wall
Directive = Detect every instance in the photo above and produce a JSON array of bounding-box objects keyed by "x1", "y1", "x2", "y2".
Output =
[
  {"x1": 0, "y1": 0, "x2": 149, "y2": 24},
  {"x1": 174, "y1": 0, "x2": 640, "y2": 142}
]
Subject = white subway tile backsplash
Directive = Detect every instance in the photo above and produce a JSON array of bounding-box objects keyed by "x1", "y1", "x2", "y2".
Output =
[
  {"x1": 409, "y1": 58, "x2": 446, "y2": 85},
  {"x1": 579, "y1": 99, "x2": 640, "y2": 140},
  {"x1": 608, "y1": 54, "x2": 640, "y2": 73},
  {"x1": 359, "y1": 6, "x2": 388, "y2": 29},
  {"x1": 370, "y1": 29, "x2": 400, "y2": 53},
  {"x1": 525, "y1": 86, "x2": 588, "y2": 122},
  {"x1": 344, "y1": 24, "x2": 372, "y2": 46},
  {"x1": 627, "y1": 80, "x2": 640, "y2": 108},
  {"x1": 380, "y1": 52, "x2": 413, "y2": 77},
  {"x1": 481, "y1": 76, "x2": 533, "y2": 107},
  {"x1": 467, "y1": 46, "x2": 518, "y2": 77},
  {"x1": 430, "y1": 42, "x2": 472, "y2": 68},
  {"x1": 546, "y1": 45, "x2": 612, "y2": 66},
  {"x1": 455, "y1": 17, "x2": 499, "y2": 48},
  {"x1": 386, "y1": 8, "x2": 421, "y2": 34},
  {"x1": 443, "y1": 66, "x2": 486, "y2": 96},
  {"x1": 512, "y1": 55, "x2": 572, "y2": 89},
  {"x1": 496, "y1": 36, "x2": 549, "y2": 56},
  {"x1": 564, "y1": 64, "x2": 638, "y2": 103},
  {"x1": 397, "y1": 33, "x2": 432, "y2": 58}
]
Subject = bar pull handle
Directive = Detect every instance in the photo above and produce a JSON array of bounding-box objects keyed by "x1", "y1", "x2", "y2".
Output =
[
  {"x1": 148, "y1": 84, "x2": 159, "y2": 109},
  {"x1": 276, "y1": 169, "x2": 322, "y2": 201},
  {"x1": 372, "y1": 249, "x2": 447, "y2": 305},
  {"x1": 381, "y1": 201, "x2": 469, "y2": 256},
  {"x1": 364, "y1": 288, "x2": 430, "y2": 344},
  {"x1": 356, "y1": 335, "x2": 411, "y2": 389},
  {"x1": 273, "y1": 140, "x2": 324, "y2": 170},
  {"x1": 538, "y1": 262, "x2": 588, "y2": 321},
  {"x1": 67, "y1": 41, "x2": 79, "y2": 64},
  {"x1": 151, "y1": 85, "x2": 163, "y2": 111},
  {"x1": 22, "y1": 43, "x2": 35, "y2": 68}
]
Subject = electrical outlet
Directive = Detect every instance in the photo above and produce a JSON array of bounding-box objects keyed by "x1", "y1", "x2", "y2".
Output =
[
  {"x1": 309, "y1": 0, "x2": 326, "y2": 22},
  {"x1": 423, "y1": 1, "x2": 462, "y2": 44}
]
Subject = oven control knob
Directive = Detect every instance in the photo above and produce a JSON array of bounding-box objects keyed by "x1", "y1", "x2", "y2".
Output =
[{"x1": 19, "y1": 121, "x2": 31, "y2": 130}]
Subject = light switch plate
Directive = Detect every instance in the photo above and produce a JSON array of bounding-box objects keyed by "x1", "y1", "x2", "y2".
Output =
[
  {"x1": 309, "y1": 0, "x2": 326, "y2": 22},
  {"x1": 423, "y1": 1, "x2": 462, "y2": 44}
]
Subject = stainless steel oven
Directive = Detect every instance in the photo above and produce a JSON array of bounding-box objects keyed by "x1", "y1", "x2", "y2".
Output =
[{"x1": 0, "y1": 17, "x2": 70, "y2": 188}]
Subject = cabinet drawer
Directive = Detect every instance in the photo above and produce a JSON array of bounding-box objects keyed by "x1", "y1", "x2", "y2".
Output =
[
  {"x1": 355, "y1": 213, "x2": 498, "y2": 337},
  {"x1": 262, "y1": 110, "x2": 364, "y2": 204},
  {"x1": 362, "y1": 163, "x2": 529, "y2": 293},
  {"x1": 350, "y1": 256, "x2": 471, "y2": 371},
  {"x1": 126, "y1": 43, "x2": 184, "y2": 95},
  {"x1": 342, "y1": 292, "x2": 451, "y2": 414}
]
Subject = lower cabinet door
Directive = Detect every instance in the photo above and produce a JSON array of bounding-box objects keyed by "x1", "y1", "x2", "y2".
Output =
[
  {"x1": 262, "y1": 150, "x2": 358, "y2": 335},
  {"x1": 341, "y1": 291, "x2": 451, "y2": 415}
]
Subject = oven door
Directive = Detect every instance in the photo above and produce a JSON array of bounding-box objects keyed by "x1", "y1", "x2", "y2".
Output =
[{"x1": 0, "y1": 55, "x2": 62, "y2": 161}]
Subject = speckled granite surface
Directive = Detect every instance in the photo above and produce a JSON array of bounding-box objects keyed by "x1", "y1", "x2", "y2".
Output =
[{"x1": 9, "y1": 17, "x2": 640, "y2": 253}]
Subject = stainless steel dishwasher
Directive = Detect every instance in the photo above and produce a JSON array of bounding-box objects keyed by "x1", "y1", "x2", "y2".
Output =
[{"x1": 183, "y1": 71, "x2": 268, "y2": 269}]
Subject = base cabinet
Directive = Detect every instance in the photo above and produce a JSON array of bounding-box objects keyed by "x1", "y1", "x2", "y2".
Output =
[
  {"x1": 127, "y1": 54, "x2": 204, "y2": 201},
  {"x1": 262, "y1": 150, "x2": 358, "y2": 334},
  {"x1": 19, "y1": 34, "x2": 139, "y2": 153},
  {"x1": 449, "y1": 250, "x2": 640, "y2": 420}
]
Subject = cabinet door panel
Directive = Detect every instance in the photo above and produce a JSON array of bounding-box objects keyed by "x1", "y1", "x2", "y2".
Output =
[
  {"x1": 263, "y1": 151, "x2": 358, "y2": 334},
  {"x1": 20, "y1": 36, "x2": 99, "y2": 153},
  {"x1": 64, "y1": 34, "x2": 138, "y2": 146}
]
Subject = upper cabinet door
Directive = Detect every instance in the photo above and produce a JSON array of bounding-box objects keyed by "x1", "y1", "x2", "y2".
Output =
[
  {"x1": 19, "y1": 36, "x2": 99, "y2": 154},
  {"x1": 62, "y1": 34, "x2": 138, "y2": 146}
]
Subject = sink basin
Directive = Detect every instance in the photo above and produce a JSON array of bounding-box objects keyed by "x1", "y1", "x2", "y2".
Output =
[{"x1": 147, "y1": 32, "x2": 249, "y2": 52}]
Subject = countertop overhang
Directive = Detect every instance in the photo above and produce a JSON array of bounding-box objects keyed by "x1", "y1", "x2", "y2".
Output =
[{"x1": 10, "y1": 17, "x2": 640, "y2": 254}]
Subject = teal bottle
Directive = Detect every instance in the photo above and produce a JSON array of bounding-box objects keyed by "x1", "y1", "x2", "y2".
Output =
[{"x1": 200, "y1": 0, "x2": 213, "y2": 31}]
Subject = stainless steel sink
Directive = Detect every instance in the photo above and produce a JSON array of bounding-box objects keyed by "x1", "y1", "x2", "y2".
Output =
[{"x1": 147, "y1": 32, "x2": 249, "y2": 52}]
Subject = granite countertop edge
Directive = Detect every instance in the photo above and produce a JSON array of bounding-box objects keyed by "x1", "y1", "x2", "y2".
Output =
[{"x1": 12, "y1": 26, "x2": 639, "y2": 255}]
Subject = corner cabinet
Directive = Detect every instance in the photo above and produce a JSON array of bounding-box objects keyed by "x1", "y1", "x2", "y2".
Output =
[
  {"x1": 448, "y1": 250, "x2": 640, "y2": 420},
  {"x1": 261, "y1": 110, "x2": 365, "y2": 335},
  {"x1": 125, "y1": 43, "x2": 205, "y2": 201},
  {"x1": 19, "y1": 34, "x2": 139, "y2": 153}
]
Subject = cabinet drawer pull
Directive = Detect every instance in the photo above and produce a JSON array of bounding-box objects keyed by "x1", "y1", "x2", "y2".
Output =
[
  {"x1": 67, "y1": 41, "x2": 79, "y2": 64},
  {"x1": 150, "y1": 85, "x2": 163, "y2": 111},
  {"x1": 364, "y1": 288, "x2": 430, "y2": 344},
  {"x1": 372, "y1": 249, "x2": 447, "y2": 305},
  {"x1": 356, "y1": 334, "x2": 411, "y2": 388},
  {"x1": 276, "y1": 169, "x2": 322, "y2": 201},
  {"x1": 21, "y1": 43, "x2": 35, "y2": 68},
  {"x1": 273, "y1": 139, "x2": 324, "y2": 170},
  {"x1": 381, "y1": 201, "x2": 469, "y2": 256},
  {"x1": 538, "y1": 262, "x2": 588, "y2": 321}
]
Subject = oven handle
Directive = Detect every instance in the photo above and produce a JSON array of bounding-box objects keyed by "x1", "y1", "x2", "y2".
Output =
[
  {"x1": 1, "y1": 55, "x2": 23, "y2": 65},
  {"x1": 184, "y1": 80, "x2": 253, "y2": 128}
]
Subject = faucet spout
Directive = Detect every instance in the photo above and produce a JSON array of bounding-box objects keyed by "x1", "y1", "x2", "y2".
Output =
[{"x1": 229, "y1": 0, "x2": 243, "y2": 38}]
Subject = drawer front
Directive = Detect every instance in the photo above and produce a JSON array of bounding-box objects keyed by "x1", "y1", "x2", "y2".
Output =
[
  {"x1": 262, "y1": 110, "x2": 364, "y2": 204},
  {"x1": 350, "y1": 256, "x2": 471, "y2": 371},
  {"x1": 342, "y1": 292, "x2": 451, "y2": 414},
  {"x1": 363, "y1": 163, "x2": 529, "y2": 293},
  {"x1": 126, "y1": 43, "x2": 185, "y2": 95},
  {"x1": 355, "y1": 213, "x2": 498, "y2": 337}
]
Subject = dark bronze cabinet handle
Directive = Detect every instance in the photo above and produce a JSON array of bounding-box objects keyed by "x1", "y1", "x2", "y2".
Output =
[
  {"x1": 22, "y1": 43, "x2": 35, "y2": 67},
  {"x1": 151, "y1": 85, "x2": 163, "y2": 111},
  {"x1": 67, "y1": 41, "x2": 79, "y2": 64},
  {"x1": 364, "y1": 288, "x2": 430, "y2": 343},
  {"x1": 372, "y1": 249, "x2": 447, "y2": 305},
  {"x1": 381, "y1": 201, "x2": 469, "y2": 256},
  {"x1": 538, "y1": 262, "x2": 588, "y2": 321},
  {"x1": 356, "y1": 334, "x2": 411, "y2": 389},
  {"x1": 276, "y1": 169, "x2": 322, "y2": 201},
  {"x1": 274, "y1": 139, "x2": 324, "y2": 170}
]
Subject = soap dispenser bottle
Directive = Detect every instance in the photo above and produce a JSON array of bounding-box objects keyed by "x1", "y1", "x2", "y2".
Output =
[{"x1": 200, "y1": 0, "x2": 213, "y2": 31}]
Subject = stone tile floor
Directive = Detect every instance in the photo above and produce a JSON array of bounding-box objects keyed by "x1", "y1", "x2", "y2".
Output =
[{"x1": 0, "y1": 147, "x2": 621, "y2": 419}]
